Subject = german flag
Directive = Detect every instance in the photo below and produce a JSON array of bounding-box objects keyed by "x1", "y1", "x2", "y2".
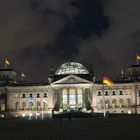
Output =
[
  {"x1": 103, "y1": 76, "x2": 114, "y2": 87},
  {"x1": 136, "y1": 55, "x2": 140, "y2": 60},
  {"x1": 5, "y1": 59, "x2": 10, "y2": 65},
  {"x1": 21, "y1": 73, "x2": 25, "y2": 77}
]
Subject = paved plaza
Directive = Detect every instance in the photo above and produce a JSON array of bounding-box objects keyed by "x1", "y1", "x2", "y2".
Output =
[{"x1": 0, "y1": 115, "x2": 140, "y2": 140}]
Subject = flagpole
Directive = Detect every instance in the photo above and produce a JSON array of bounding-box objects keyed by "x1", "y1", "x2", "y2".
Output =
[
  {"x1": 5, "y1": 63, "x2": 7, "y2": 69},
  {"x1": 41, "y1": 107, "x2": 44, "y2": 120},
  {"x1": 21, "y1": 75, "x2": 23, "y2": 81},
  {"x1": 41, "y1": 98, "x2": 44, "y2": 120},
  {"x1": 102, "y1": 75, "x2": 114, "y2": 117},
  {"x1": 5, "y1": 58, "x2": 7, "y2": 69},
  {"x1": 121, "y1": 68, "x2": 124, "y2": 78},
  {"x1": 136, "y1": 58, "x2": 139, "y2": 65},
  {"x1": 36, "y1": 97, "x2": 37, "y2": 120},
  {"x1": 21, "y1": 73, "x2": 23, "y2": 81},
  {"x1": 136, "y1": 53, "x2": 139, "y2": 65}
]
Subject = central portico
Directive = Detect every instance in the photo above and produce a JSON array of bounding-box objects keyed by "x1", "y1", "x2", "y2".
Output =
[{"x1": 50, "y1": 62, "x2": 94, "y2": 111}]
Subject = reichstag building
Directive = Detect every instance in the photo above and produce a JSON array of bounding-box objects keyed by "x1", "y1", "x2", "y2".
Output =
[{"x1": 0, "y1": 62, "x2": 140, "y2": 117}]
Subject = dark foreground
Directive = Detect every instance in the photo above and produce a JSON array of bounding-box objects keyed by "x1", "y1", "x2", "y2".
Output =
[{"x1": 1, "y1": 115, "x2": 140, "y2": 140}]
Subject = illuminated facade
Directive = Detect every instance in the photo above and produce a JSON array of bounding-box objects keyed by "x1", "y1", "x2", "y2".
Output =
[{"x1": 0, "y1": 62, "x2": 140, "y2": 117}]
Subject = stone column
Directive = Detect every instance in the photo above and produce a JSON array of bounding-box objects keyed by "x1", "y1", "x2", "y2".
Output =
[
  {"x1": 76, "y1": 88, "x2": 78, "y2": 108},
  {"x1": 60, "y1": 88, "x2": 63, "y2": 108},
  {"x1": 82, "y1": 88, "x2": 85, "y2": 108},
  {"x1": 67, "y1": 88, "x2": 70, "y2": 108}
]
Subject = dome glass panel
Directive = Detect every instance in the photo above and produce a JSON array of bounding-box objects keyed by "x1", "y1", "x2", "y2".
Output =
[{"x1": 55, "y1": 62, "x2": 89, "y2": 75}]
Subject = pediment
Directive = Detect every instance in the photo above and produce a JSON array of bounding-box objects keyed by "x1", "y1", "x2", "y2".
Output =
[{"x1": 51, "y1": 75, "x2": 92, "y2": 85}]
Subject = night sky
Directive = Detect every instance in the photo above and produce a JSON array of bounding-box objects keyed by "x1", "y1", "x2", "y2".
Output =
[{"x1": 0, "y1": 0, "x2": 140, "y2": 81}]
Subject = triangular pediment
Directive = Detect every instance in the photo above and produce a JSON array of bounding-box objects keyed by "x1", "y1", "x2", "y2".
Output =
[{"x1": 51, "y1": 75, "x2": 92, "y2": 85}]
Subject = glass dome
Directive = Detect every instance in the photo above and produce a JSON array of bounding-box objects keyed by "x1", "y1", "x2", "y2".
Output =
[{"x1": 55, "y1": 62, "x2": 89, "y2": 75}]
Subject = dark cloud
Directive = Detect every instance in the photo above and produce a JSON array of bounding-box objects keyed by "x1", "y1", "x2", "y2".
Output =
[
  {"x1": 0, "y1": 0, "x2": 79, "y2": 53},
  {"x1": 0, "y1": 0, "x2": 79, "y2": 81},
  {"x1": 76, "y1": 0, "x2": 140, "y2": 79},
  {"x1": 0, "y1": 0, "x2": 140, "y2": 81}
]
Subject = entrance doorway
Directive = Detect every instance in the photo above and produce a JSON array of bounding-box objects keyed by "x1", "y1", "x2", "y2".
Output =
[{"x1": 62, "y1": 88, "x2": 83, "y2": 111}]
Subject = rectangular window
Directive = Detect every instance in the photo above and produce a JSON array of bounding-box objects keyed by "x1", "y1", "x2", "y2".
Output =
[
  {"x1": 63, "y1": 94, "x2": 67, "y2": 104},
  {"x1": 69, "y1": 94, "x2": 76, "y2": 105},
  {"x1": 37, "y1": 93, "x2": 40, "y2": 98},
  {"x1": 44, "y1": 93, "x2": 47, "y2": 97},
  {"x1": 105, "y1": 91, "x2": 109, "y2": 96},
  {"x1": 77, "y1": 94, "x2": 82, "y2": 104},
  {"x1": 22, "y1": 94, "x2": 25, "y2": 98},
  {"x1": 112, "y1": 91, "x2": 116, "y2": 95},
  {"x1": 97, "y1": 91, "x2": 101, "y2": 96},
  {"x1": 119, "y1": 91, "x2": 123, "y2": 95}
]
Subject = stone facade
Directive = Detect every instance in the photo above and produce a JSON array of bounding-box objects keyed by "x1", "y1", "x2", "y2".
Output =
[{"x1": 0, "y1": 62, "x2": 140, "y2": 116}]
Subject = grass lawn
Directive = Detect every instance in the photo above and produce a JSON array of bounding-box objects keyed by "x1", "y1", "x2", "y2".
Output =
[{"x1": 0, "y1": 115, "x2": 140, "y2": 140}]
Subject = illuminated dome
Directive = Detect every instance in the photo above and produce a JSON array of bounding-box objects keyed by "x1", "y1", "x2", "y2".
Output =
[{"x1": 55, "y1": 62, "x2": 89, "y2": 75}]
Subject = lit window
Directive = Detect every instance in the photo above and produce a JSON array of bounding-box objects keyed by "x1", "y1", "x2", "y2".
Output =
[
  {"x1": 77, "y1": 89, "x2": 82, "y2": 105},
  {"x1": 126, "y1": 92, "x2": 131, "y2": 95},
  {"x1": 37, "y1": 101, "x2": 41, "y2": 110},
  {"x1": 62, "y1": 89, "x2": 68, "y2": 105},
  {"x1": 105, "y1": 100, "x2": 109, "y2": 108},
  {"x1": 15, "y1": 94, "x2": 18, "y2": 99},
  {"x1": 15, "y1": 102, "x2": 19, "y2": 110},
  {"x1": 126, "y1": 98, "x2": 131, "y2": 107},
  {"x1": 119, "y1": 99, "x2": 124, "y2": 107},
  {"x1": 22, "y1": 102, "x2": 26, "y2": 110},
  {"x1": 29, "y1": 102, "x2": 33, "y2": 110},
  {"x1": 69, "y1": 89, "x2": 76, "y2": 105},
  {"x1": 97, "y1": 100, "x2": 102, "y2": 109},
  {"x1": 112, "y1": 99, "x2": 117, "y2": 108}
]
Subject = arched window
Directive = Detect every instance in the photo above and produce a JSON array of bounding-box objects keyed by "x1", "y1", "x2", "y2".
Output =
[
  {"x1": 97, "y1": 100, "x2": 102, "y2": 109},
  {"x1": 29, "y1": 102, "x2": 34, "y2": 110},
  {"x1": 15, "y1": 94, "x2": 19, "y2": 99},
  {"x1": 22, "y1": 102, "x2": 26, "y2": 110},
  {"x1": 43, "y1": 102, "x2": 48, "y2": 110},
  {"x1": 126, "y1": 99, "x2": 131, "y2": 107},
  {"x1": 119, "y1": 99, "x2": 124, "y2": 107},
  {"x1": 0, "y1": 104, "x2": 5, "y2": 111},
  {"x1": 15, "y1": 102, "x2": 19, "y2": 110},
  {"x1": 112, "y1": 99, "x2": 117, "y2": 108},
  {"x1": 105, "y1": 100, "x2": 110, "y2": 108},
  {"x1": 36, "y1": 101, "x2": 41, "y2": 110}
]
